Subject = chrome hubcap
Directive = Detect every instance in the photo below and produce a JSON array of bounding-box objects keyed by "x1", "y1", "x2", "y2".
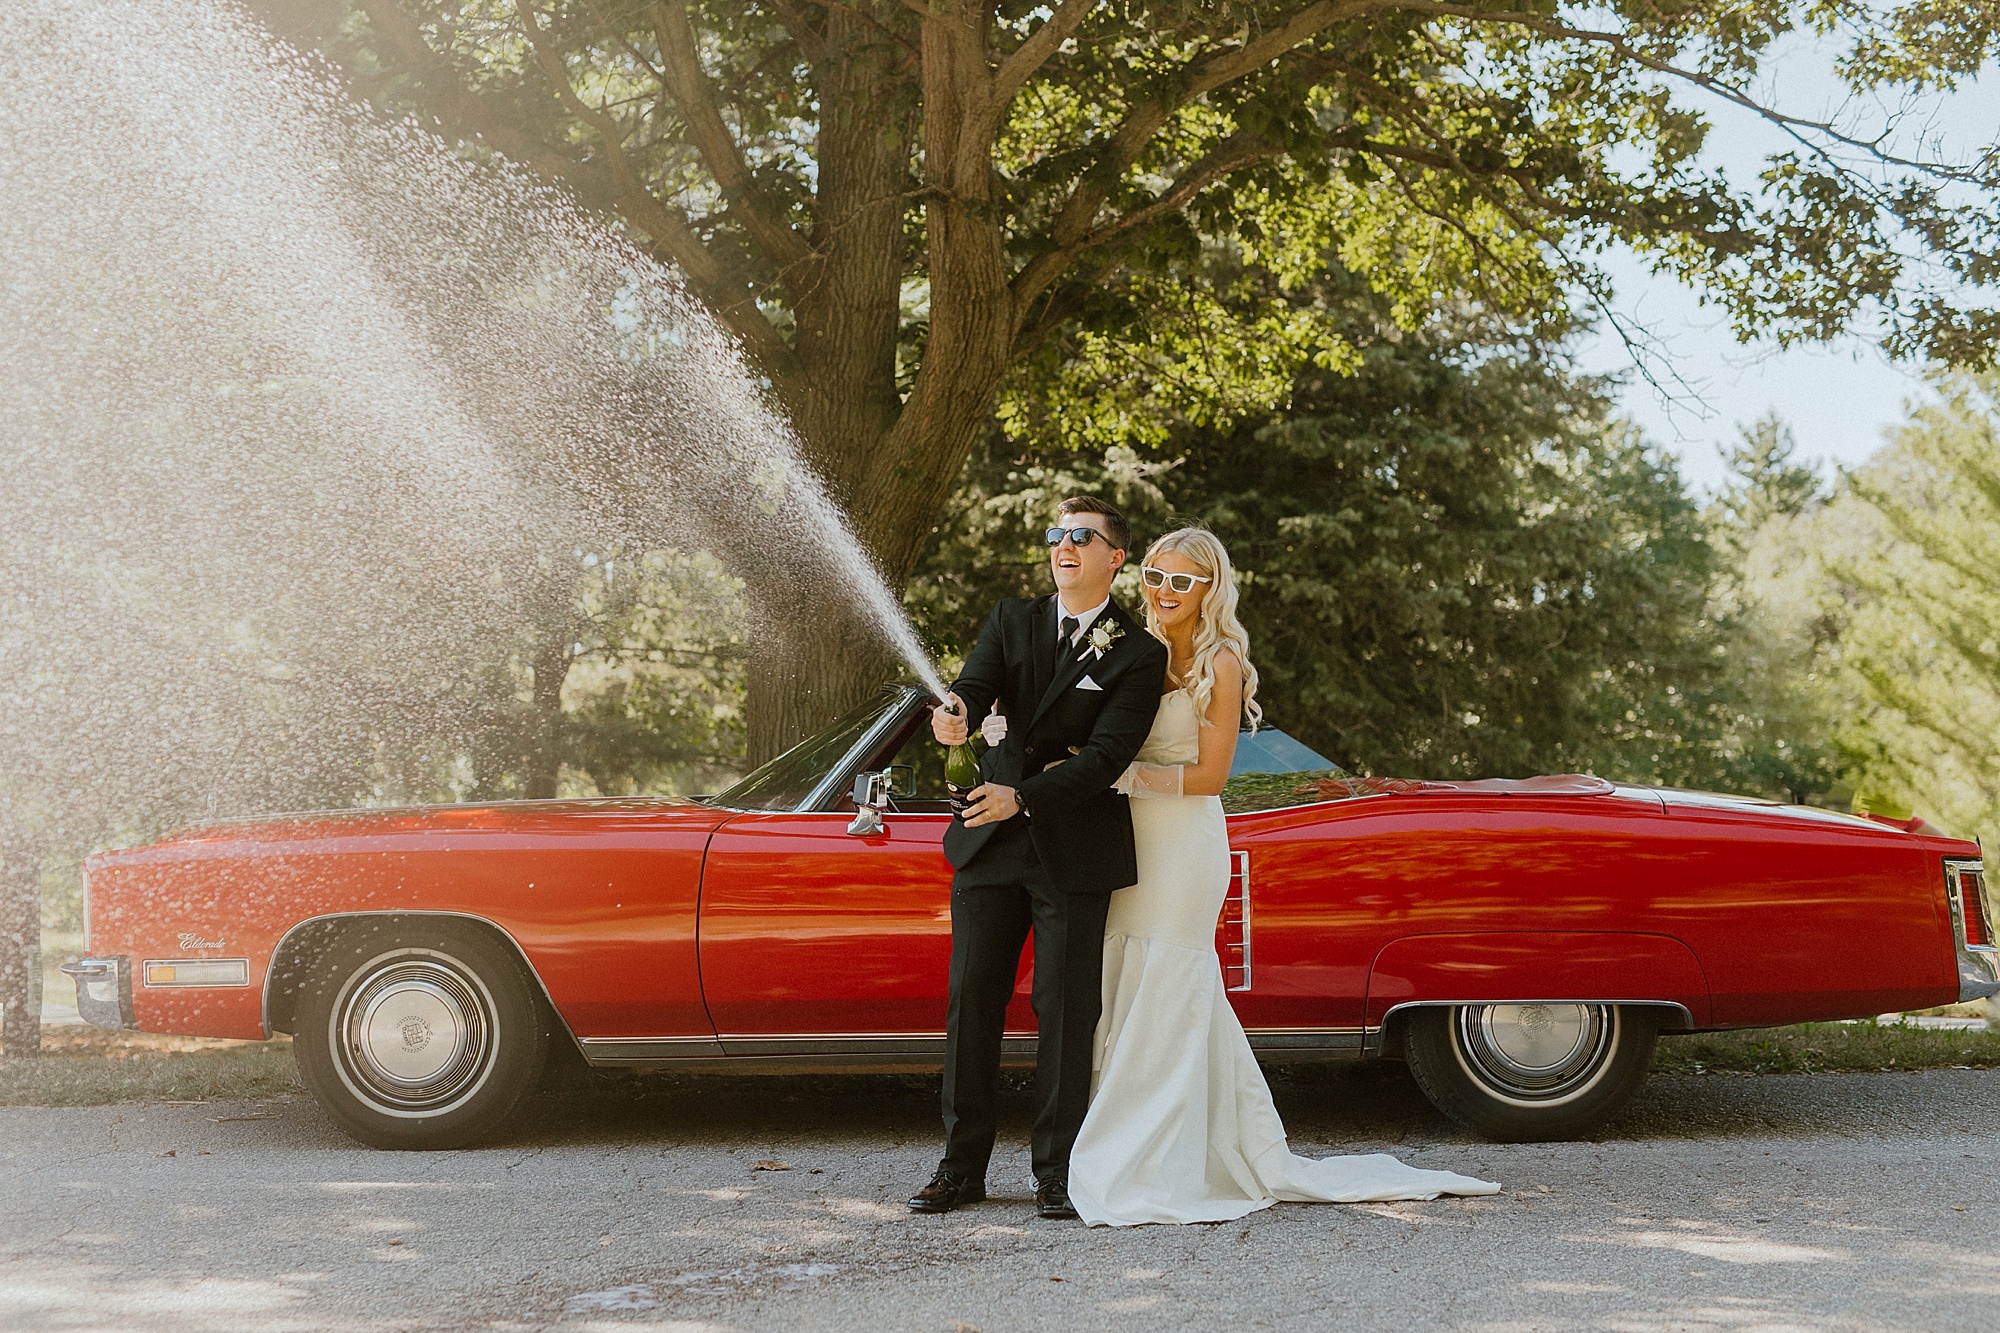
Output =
[
  {"x1": 1455, "y1": 1003, "x2": 1614, "y2": 1101},
  {"x1": 335, "y1": 953, "x2": 494, "y2": 1115}
]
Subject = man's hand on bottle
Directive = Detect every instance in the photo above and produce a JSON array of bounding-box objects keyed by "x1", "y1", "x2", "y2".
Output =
[
  {"x1": 931, "y1": 692, "x2": 970, "y2": 746},
  {"x1": 962, "y1": 783, "x2": 1020, "y2": 828}
]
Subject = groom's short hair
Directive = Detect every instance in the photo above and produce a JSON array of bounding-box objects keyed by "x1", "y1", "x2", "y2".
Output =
[{"x1": 1055, "y1": 495, "x2": 1131, "y2": 552}]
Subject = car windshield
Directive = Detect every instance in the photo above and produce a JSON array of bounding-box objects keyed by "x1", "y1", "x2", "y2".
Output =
[{"x1": 706, "y1": 692, "x2": 904, "y2": 811}]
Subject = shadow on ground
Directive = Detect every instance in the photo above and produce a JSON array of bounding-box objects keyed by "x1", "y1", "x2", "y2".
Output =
[
  {"x1": 499, "y1": 1056, "x2": 1844, "y2": 1155},
  {"x1": 508, "y1": 1059, "x2": 1460, "y2": 1151}
]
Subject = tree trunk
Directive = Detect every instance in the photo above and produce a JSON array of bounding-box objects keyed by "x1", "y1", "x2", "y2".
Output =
[
  {"x1": 523, "y1": 636, "x2": 570, "y2": 799},
  {"x1": 0, "y1": 833, "x2": 41, "y2": 1058},
  {"x1": 745, "y1": 589, "x2": 895, "y2": 765},
  {"x1": 739, "y1": 4, "x2": 1021, "y2": 763},
  {"x1": 781, "y1": 10, "x2": 909, "y2": 494},
  {"x1": 739, "y1": 371, "x2": 1005, "y2": 764}
]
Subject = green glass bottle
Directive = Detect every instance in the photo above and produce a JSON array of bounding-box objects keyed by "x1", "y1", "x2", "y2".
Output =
[{"x1": 943, "y1": 704, "x2": 982, "y2": 813}]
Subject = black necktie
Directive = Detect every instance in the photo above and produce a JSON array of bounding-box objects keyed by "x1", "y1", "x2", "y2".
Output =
[{"x1": 1060, "y1": 615, "x2": 1080, "y2": 663}]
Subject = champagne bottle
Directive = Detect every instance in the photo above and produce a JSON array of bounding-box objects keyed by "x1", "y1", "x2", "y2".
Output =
[{"x1": 943, "y1": 703, "x2": 981, "y2": 813}]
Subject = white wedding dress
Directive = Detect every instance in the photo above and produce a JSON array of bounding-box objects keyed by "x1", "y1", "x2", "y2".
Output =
[{"x1": 1067, "y1": 690, "x2": 1501, "y2": 1227}]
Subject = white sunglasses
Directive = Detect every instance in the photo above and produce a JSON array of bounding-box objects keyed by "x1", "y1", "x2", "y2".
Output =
[{"x1": 1140, "y1": 565, "x2": 1212, "y2": 594}]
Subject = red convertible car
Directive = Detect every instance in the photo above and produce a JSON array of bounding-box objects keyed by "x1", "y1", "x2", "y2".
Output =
[{"x1": 67, "y1": 684, "x2": 1999, "y2": 1149}]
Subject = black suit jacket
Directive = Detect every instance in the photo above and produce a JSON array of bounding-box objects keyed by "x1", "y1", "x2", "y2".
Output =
[{"x1": 941, "y1": 594, "x2": 1170, "y2": 895}]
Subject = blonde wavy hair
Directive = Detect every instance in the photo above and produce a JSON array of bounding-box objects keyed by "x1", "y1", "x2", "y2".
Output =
[{"x1": 1141, "y1": 527, "x2": 1262, "y2": 731}]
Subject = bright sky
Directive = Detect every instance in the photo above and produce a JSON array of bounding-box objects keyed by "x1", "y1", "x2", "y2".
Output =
[
  {"x1": 1569, "y1": 31, "x2": 1999, "y2": 494},
  {"x1": 1579, "y1": 254, "x2": 1933, "y2": 494}
]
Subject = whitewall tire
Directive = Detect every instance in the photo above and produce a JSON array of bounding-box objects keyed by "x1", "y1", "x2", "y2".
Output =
[
  {"x1": 294, "y1": 921, "x2": 547, "y2": 1149},
  {"x1": 1403, "y1": 1003, "x2": 1657, "y2": 1142}
]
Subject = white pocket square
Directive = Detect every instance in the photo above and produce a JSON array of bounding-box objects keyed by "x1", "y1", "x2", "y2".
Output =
[{"x1": 1076, "y1": 675, "x2": 1104, "y2": 691}]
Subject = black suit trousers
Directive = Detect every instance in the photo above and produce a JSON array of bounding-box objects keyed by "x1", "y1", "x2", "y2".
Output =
[{"x1": 940, "y1": 819, "x2": 1110, "y2": 1183}]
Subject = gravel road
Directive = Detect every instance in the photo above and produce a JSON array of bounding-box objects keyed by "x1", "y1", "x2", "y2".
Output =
[{"x1": 3, "y1": 1060, "x2": 1998, "y2": 1332}]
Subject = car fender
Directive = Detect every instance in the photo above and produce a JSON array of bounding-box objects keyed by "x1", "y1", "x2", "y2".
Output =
[{"x1": 1364, "y1": 931, "x2": 1711, "y2": 1029}]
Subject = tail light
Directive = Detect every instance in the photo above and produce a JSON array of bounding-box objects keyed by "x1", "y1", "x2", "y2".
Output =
[{"x1": 1958, "y1": 866, "x2": 1994, "y2": 949}]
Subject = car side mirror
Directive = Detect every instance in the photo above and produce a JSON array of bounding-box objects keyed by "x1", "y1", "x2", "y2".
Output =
[
  {"x1": 847, "y1": 770, "x2": 890, "y2": 836},
  {"x1": 884, "y1": 764, "x2": 915, "y2": 797}
]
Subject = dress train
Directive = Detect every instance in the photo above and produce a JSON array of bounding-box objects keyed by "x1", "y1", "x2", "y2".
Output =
[{"x1": 1067, "y1": 692, "x2": 1500, "y2": 1226}]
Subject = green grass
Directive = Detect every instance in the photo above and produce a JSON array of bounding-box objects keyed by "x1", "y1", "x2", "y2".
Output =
[
  {"x1": 0, "y1": 1028, "x2": 300, "y2": 1107},
  {"x1": 1653, "y1": 1021, "x2": 2000, "y2": 1076}
]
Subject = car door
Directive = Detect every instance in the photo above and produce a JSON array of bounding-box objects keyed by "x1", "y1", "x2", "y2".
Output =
[{"x1": 696, "y1": 808, "x2": 967, "y2": 1054}]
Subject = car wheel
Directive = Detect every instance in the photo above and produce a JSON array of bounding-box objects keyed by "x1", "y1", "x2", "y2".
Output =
[
  {"x1": 293, "y1": 921, "x2": 547, "y2": 1149},
  {"x1": 1403, "y1": 1002, "x2": 1657, "y2": 1142}
]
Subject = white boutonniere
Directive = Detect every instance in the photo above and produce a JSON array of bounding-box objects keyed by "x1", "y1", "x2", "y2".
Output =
[{"x1": 1086, "y1": 619, "x2": 1124, "y2": 659}]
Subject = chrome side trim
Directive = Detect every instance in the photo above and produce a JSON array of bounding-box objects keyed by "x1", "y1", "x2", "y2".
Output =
[
  {"x1": 1369, "y1": 999, "x2": 1695, "y2": 1054},
  {"x1": 1244, "y1": 1028, "x2": 1367, "y2": 1044},
  {"x1": 1246, "y1": 1029, "x2": 1365, "y2": 1061},
  {"x1": 580, "y1": 1028, "x2": 1370, "y2": 1069},
  {"x1": 581, "y1": 1031, "x2": 1016, "y2": 1071},
  {"x1": 721, "y1": 1033, "x2": 951, "y2": 1058},
  {"x1": 578, "y1": 1036, "x2": 725, "y2": 1062},
  {"x1": 1224, "y1": 850, "x2": 1253, "y2": 993},
  {"x1": 261, "y1": 910, "x2": 585, "y2": 1055},
  {"x1": 1945, "y1": 858, "x2": 2000, "y2": 1001}
]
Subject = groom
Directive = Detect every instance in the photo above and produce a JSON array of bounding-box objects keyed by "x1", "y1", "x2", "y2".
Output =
[{"x1": 910, "y1": 496, "x2": 1168, "y2": 1220}]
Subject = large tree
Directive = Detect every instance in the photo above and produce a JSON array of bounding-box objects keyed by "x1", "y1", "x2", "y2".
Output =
[{"x1": 261, "y1": 0, "x2": 2000, "y2": 757}]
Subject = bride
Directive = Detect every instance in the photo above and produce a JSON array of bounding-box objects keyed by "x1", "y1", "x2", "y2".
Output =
[{"x1": 1066, "y1": 527, "x2": 1500, "y2": 1227}]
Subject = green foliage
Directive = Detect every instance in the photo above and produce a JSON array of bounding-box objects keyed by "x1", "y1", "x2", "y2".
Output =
[
  {"x1": 353, "y1": 548, "x2": 749, "y2": 805},
  {"x1": 265, "y1": 0, "x2": 2000, "y2": 417},
  {"x1": 1177, "y1": 343, "x2": 1719, "y2": 781},
  {"x1": 247, "y1": 0, "x2": 2000, "y2": 772},
  {"x1": 555, "y1": 549, "x2": 748, "y2": 797},
  {"x1": 1699, "y1": 417, "x2": 1848, "y2": 805},
  {"x1": 1718, "y1": 414, "x2": 1826, "y2": 538},
  {"x1": 1823, "y1": 373, "x2": 2000, "y2": 836},
  {"x1": 915, "y1": 278, "x2": 1822, "y2": 790},
  {"x1": 1699, "y1": 376, "x2": 2000, "y2": 838}
]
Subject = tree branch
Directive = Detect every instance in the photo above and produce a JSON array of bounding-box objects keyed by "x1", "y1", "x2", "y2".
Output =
[
  {"x1": 1335, "y1": 57, "x2": 1704, "y2": 401},
  {"x1": 1390, "y1": 0, "x2": 1997, "y2": 186},
  {"x1": 1011, "y1": 127, "x2": 1281, "y2": 319},
  {"x1": 1047, "y1": 1, "x2": 1382, "y2": 238},
  {"x1": 1094, "y1": 133, "x2": 1278, "y2": 248},
  {"x1": 651, "y1": 0, "x2": 816, "y2": 272},
  {"x1": 513, "y1": 2, "x2": 792, "y2": 365},
  {"x1": 1009, "y1": 272, "x2": 1101, "y2": 361},
  {"x1": 1007, "y1": 0, "x2": 1388, "y2": 314},
  {"x1": 962, "y1": 0, "x2": 1096, "y2": 160},
  {"x1": 355, "y1": 0, "x2": 581, "y2": 183},
  {"x1": 769, "y1": 0, "x2": 829, "y2": 63}
]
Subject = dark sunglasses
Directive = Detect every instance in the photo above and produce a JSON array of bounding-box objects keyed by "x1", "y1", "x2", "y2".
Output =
[{"x1": 1045, "y1": 526, "x2": 1108, "y2": 548}]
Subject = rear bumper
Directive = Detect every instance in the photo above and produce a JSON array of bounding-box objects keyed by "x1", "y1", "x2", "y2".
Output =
[
  {"x1": 60, "y1": 956, "x2": 133, "y2": 1029},
  {"x1": 1958, "y1": 949, "x2": 2000, "y2": 1002}
]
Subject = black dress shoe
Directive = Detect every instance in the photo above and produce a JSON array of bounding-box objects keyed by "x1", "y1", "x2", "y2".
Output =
[
  {"x1": 1035, "y1": 1178, "x2": 1079, "y2": 1220},
  {"x1": 908, "y1": 1169, "x2": 985, "y2": 1214}
]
